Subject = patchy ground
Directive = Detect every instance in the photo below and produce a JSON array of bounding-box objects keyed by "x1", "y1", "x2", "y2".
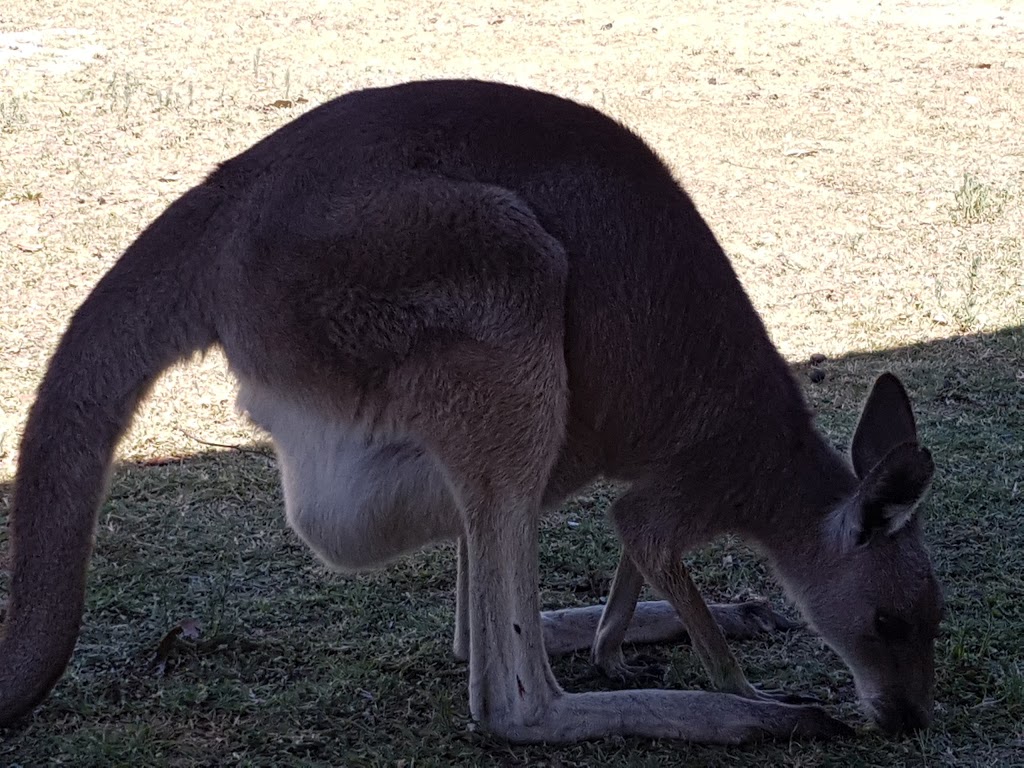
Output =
[{"x1": 1, "y1": 1, "x2": 1022, "y2": 765}]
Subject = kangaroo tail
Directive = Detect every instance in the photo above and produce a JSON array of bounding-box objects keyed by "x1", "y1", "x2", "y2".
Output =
[{"x1": 0, "y1": 182, "x2": 224, "y2": 724}]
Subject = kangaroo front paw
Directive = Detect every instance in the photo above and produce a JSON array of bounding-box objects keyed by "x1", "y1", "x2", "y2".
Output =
[
  {"x1": 785, "y1": 705, "x2": 856, "y2": 740},
  {"x1": 590, "y1": 648, "x2": 666, "y2": 685},
  {"x1": 714, "y1": 662, "x2": 822, "y2": 706},
  {"x1": 749, "y1": 686, "x2": 823, "y2": 706}
]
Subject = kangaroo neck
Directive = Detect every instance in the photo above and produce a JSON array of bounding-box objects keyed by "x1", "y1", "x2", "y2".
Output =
[{"x1": 741, "y1": 425, "x2": 858, "y2": 567}]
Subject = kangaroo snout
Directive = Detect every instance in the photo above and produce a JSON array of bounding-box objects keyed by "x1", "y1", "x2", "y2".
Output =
[{"x1": 865, "y1": 695, "x2": 933, "y2": 736}]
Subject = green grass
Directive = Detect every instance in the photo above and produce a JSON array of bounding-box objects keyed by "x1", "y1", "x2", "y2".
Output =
[{"x1": 1, "y1": 328, "x2": 1022, "y2": 766}]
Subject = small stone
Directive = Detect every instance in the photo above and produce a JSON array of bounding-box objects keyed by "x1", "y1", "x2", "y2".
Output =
[
  {"x1": 809, "y1": 353, "x2": 827, "y2": 365},
  {"x1": 809, "y1": 368, "x2": 826, "y2": 383}
]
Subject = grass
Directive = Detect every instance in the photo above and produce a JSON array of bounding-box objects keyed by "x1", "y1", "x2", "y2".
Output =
[
  {"x1": 0, "y1": 95, "x2": 25, "y2": 133},
  {"x1": 952, "y1": 174, "x2": 1006, "y2": 226},
  {"x1": 2, "y1": 332, "x2": 1023, "y2": 767},
  {"x1": 1, "y1": 0, "x2": 1023, "y2": 765}
]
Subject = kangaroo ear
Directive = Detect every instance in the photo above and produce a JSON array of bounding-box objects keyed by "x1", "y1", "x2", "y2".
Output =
[
  {"x1": 851, "y1": 373, "x2": 919, "y2": 479},
  {"x1": 849, "y1": 442, "x2": 935, "y2": 544}
]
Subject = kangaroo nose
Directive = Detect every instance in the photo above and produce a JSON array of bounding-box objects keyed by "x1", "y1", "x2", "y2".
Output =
[{"x1": 873, "y1": 699, "x2": 932, "y2": 735}]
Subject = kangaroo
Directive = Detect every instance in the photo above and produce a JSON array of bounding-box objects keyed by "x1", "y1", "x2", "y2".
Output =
[{"x1": 0, "y1": 79, "x2": 942, "y2": 744}]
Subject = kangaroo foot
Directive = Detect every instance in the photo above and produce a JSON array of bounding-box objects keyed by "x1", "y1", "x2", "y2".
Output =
[{"x1": 710, "y1": 599, "x2": 803, "y2": 640}]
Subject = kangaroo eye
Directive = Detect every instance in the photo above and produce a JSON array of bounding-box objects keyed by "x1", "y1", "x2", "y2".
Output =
[{"x1": 874, "y1": 611, "x2": 912, "y2": 642}]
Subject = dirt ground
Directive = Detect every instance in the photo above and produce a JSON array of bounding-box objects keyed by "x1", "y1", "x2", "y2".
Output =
[
  {"x1": 1, "y1": 0, "x2": 1022, "y2": 466},
  {"x1": 0, "y1": 0, "x2": 1022, "y2": 764}
]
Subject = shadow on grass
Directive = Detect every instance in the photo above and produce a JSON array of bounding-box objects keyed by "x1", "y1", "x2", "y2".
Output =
[{"x1": 0, "y1": 325, "x2": 1021, "y2": 767}]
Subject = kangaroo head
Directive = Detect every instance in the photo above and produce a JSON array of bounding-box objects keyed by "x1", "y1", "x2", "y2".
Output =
[{"x1": 786, "y1": 374, "x2": 943, "y2": 734}]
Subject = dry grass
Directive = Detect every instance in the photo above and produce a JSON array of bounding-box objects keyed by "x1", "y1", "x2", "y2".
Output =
[{"x1": 1, "y1": 0, "x2": 1022, "y2": 765}]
